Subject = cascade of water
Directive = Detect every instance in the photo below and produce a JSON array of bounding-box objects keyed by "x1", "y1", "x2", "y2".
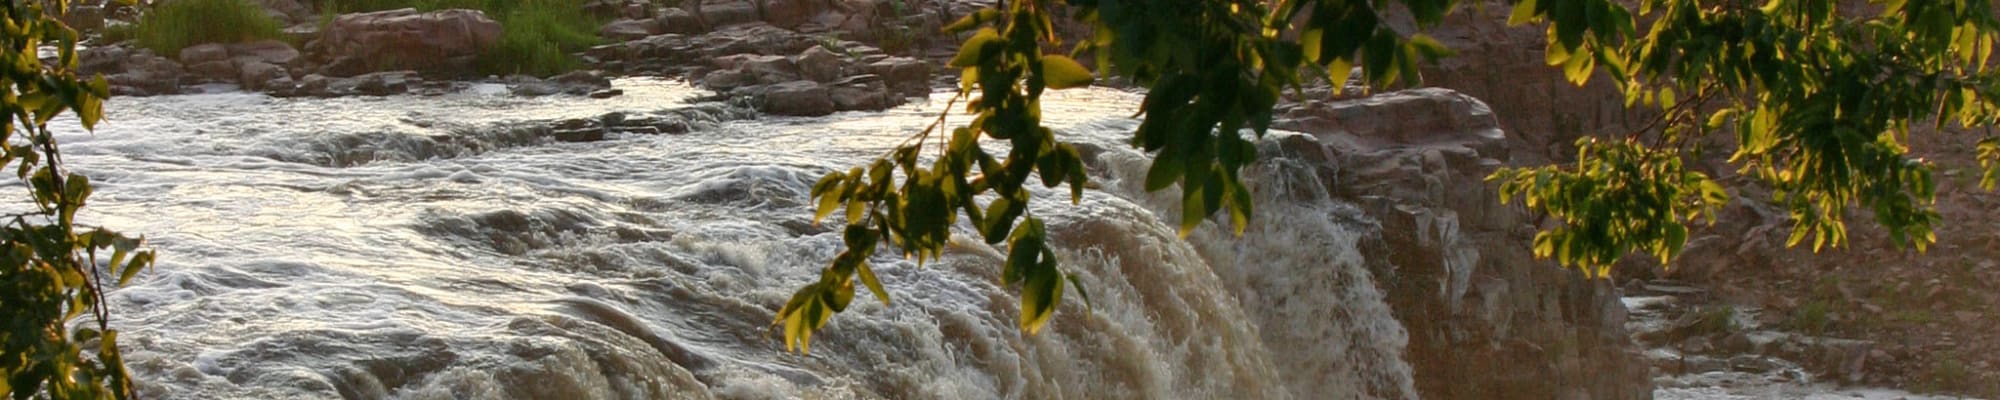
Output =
[
  {"x1": 63, "y1": 85, "x2": 1421, "y2": 399},
  {"x1": 1089, "y1": 132, "x2": 1421, "y2": 400}
]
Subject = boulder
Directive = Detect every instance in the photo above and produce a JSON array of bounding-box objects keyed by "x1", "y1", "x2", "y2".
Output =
[
  {"x1": 757, "y1": 80, "x2": 833, "y2": 116},
  {"x1": 78, "y1": 45, "x2": 131, "y2": 75},
  {"x1": 694, "y1": 0, "x2": 762, "y2": 28},
  {"x1": 187, "y1": 60, "x2": 239, "y2": 81},
  {"x1": 655, "y1": 8, "x2": 702, "y2": 34},
  {"x1": 709, "y1": 53, "x2": 800, "y2": 85},
  {"x1": 826, "y1": 75, "x2": 893, "y2": 111},
  {"x1": 699, "y1": 69, "x2": 754, "y2": 91},
  {"x1": 599, "y1": 18, "x2": 661, "y2": 41},
  {"x1": 352, "y1": 70, "x2": 419, "y2": 96},
  {"x1": 795, "y1": 46, "x2": 845, "y2": 82},
  {"x1": 58, "y1": 5, "x2": 106, "y2": 31},
  {"x1": 757, "y1": 0, "x2": 821, "y2": 29},
  {"x1": 294, "y1": 74, "x2": 334, "y2": 97},
  {"x1": 105, "y1": 53, "x2": 185, "y2": 96},
  {"x1": 315, "y1": 9, "x2": 502, "y2": 77},
  {"x1": 507, "y1": 71, "x2": 613, "y2": 97},
  {"x1": 178, "y1": 43, "x2": 231, "y2": 66},
  {"x1": 864, "y1": 56, "x2": 928, "y2": 97},
  {"x1": 237, "y1": 61, "x2": 287, "y2": 91},
  {"x1": 227, "y1": 40, "x2": 301, "y2": 67},
  {"x1": 261, "y1": 75, "x2": 299, "y2": 96}
]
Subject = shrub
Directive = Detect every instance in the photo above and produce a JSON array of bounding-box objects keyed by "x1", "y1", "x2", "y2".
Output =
[
  {"x1": 480, "y1": 0, "x2": 600, "y2": 76},
  {"x1": 132, "y1": 0, "x2": 284, "y2": 58}
]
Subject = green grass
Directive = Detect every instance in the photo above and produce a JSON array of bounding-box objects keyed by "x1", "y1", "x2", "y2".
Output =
[
  {"x1": 1786, "y1": 300, "x2": 1832, "y2": 335},
  {"x1": 1691, "y1": 305, "x2": 1738, "y2": 335},
  {"x1": 319, "y1": 0, "x2": 602, "y2": 76},
  {"x1": 131, "y1": 0, "x2": 285, "y2": 58}
]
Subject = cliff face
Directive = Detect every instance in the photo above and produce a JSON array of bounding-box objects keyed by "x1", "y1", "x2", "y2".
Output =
[{"x1": 1271, "y1": 88, "x2": 1652, "y2": 400}]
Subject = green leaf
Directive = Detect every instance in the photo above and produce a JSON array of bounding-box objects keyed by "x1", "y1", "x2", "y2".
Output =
[
  {"x1": 950, "y1": 28, "x2": 1003, "y2": 68},
  {"x1": 942, "y1": 8, "x2": 1000, "y2": 33},
  {"x1": 1065, "y1": 273, "x2": 1092, "y2": 308},
  {"x1": 1327, "y1": 58, "x2": 1354, "y2": 88},
  {"x1": 858, "y1": 262, "x2": 890, "y2": 305},
  {"x1": 1145, "y1": 155, "x2": 1184, "y2": 191},
  {"x1": 1020, "y1": 259, "x2": 1063, "y2": 334},
  {"x1": 1040, "y1": 55, "x2": 1094, "y2": 89},
  {"x1": 1509, "y1": 0, "x2": 1539, "y2": 25}
]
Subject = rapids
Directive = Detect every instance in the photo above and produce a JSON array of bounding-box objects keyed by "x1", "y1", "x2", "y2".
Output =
[{"x1": 50, "y1": 79, "x2": 1419, "y2": 399}]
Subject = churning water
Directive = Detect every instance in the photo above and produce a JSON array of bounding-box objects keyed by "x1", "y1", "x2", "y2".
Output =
[{"x1": 50, "y1": 79, "x2": 1418, "y2": 399}]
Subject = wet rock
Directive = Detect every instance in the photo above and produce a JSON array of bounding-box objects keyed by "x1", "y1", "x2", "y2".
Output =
[
  {"x1": 1728, "y1": 355, "x2": 1782, "y2": 373},
  {"x1": 262, "y1": 76, "x2": 299, "y2": 96},
  {"x1": 352, "y1": 71, "x2": 418, "y2": 96},
  {"x1": 237, "y1": 61, "x2": 287, "y2": 91},
  {"x1": 826, "y1": 75, "x2": 893, "y2": 111},
  {"x1": 755, "y1": 80, "x2": 833, "y2": 116},
  {"x1": 508, "y1": 71, "x2": 613, "y2": 97},
  {"x1": 292, "y1": 74, "x2": 336, "y2": 97},
  {"x1": 699, "y1": 69, "x2": 754, "y2": 91},
  {"x1": 588, "y1": 89, "x2": 625, "y2": 99},
  {"x1": 316, "y1": 9, "x2": 501, "y2": 77}
]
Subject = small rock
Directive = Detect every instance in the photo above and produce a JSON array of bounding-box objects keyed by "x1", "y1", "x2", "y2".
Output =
[{"x1": 588, "y1": 89, "x2": 624, "y2": 99}]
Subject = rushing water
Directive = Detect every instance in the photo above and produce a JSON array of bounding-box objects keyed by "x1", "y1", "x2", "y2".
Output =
[{"x1": 48, "y1": 79, "x2": 1419, "y2": 399}]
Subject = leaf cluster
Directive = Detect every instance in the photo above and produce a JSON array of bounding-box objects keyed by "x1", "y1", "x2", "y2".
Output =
[
  {"x1": 3, "y1": 0, "x2": 155, "y2": 398},
  {"x1": 777, "y1": 0, "x2": 1461, "y2": 353},
  {"x1": 1498, "y1": 0, "x2": 2000, "y2": 270}
]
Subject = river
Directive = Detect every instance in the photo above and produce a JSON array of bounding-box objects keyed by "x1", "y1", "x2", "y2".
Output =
[{"x1": 52, "y1": 79, "x2": 1417, "y2": 399}]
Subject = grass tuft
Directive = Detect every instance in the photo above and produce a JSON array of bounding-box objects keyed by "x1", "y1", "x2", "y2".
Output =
[
  {"x1": 319, "y1": 0, "x2": 601, "y2": 76},
  {"x1": 132, "y1": 0, "x2": 285, "y2": 58}
]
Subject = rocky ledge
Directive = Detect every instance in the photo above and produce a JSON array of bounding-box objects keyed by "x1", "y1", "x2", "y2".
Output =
[
  {"x1": 75, "y1": 0, "x2": 965, "y2": 117},
  {"x1": 1269, "y1": 88, "x2": 1652, "y2": 400}
]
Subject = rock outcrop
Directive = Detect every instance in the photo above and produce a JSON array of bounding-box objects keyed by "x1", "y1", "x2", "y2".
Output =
[
  {"x1": 1271, "y1": 88, "x2": 1652, "y2": 400},
  {"x1": 311, "y1": 8, "x2": 502, "y2": 78}
]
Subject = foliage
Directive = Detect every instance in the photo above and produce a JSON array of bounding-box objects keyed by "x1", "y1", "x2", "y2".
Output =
[
  {"x1": 3, "y1": 0, "x2": 156, "y2": 398},
  {"x1": 481, "y1": 0, "x2": 600, "y2": 76},
  {"x1": 777, "y1": 0, "x2": 2000, "y2": 354},
  {"x1": 130, "y1": 0, "x2": 284, "y2": 57},
  {"x1": 776, "y1": 0, "x2": 1456, "y2": 352},
  {"x1": 1495, "y1": 0, "x2": 2000, "y2": 266},
  {"x1": 1495, "y1": 138, "x2": 1728, "y2": 275},
  {"x1": 318, "y1": 0, "x2": 601, "y2": 76},
  {"x1": 1786, "y1": 300, "x2": 1831, "y2": 335}
]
